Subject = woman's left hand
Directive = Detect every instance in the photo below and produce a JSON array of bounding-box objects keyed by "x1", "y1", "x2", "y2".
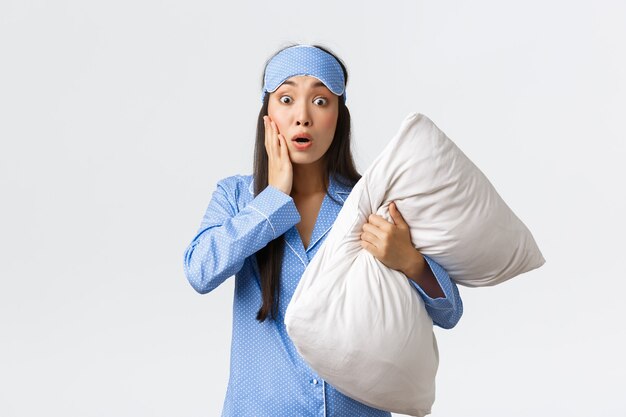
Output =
[{"x1": 359, "y1": 201, "x2": 424, "y2": 276}]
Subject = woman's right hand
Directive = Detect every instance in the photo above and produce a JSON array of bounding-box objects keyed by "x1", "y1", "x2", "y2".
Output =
[{"x1": 264, "y1": 115, "x2": 293, "y2": 195}]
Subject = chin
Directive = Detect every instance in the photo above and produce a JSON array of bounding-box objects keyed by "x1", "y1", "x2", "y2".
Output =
[{"x1": 291, "y1": 156, "x2": 322, "y2": 165}]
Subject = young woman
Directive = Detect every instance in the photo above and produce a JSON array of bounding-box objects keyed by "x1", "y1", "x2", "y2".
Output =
[{"x1": 183, "y1": 43, "x2": 463, "y2": 417}]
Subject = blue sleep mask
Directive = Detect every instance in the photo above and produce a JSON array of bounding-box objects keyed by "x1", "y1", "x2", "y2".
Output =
[{"x1": 261, "y1": 44, "x2": 347, "y2": 104}]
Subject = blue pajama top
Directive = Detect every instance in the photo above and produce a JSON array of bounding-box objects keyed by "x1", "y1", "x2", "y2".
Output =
[{"x1": 183, "y1": 173, "x2": 463, "y2": 417}]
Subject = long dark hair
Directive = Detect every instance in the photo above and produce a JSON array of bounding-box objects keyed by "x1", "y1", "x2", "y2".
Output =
[{"x1": 253, "y1": 43, "x2": 361, "y2": 322}]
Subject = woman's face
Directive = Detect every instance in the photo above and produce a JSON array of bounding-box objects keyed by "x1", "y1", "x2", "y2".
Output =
[{"x1": 267, "y1": 75, "x2": 339, "y2": 166}]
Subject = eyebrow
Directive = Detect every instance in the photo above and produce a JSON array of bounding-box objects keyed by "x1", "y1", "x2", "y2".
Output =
[{"x1": 281, "y1": 80, "x2": 326, "y2": 88}]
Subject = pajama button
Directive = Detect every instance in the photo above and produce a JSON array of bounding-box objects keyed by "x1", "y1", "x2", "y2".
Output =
[{"x1": 312, "y1": 379, "x2": 318, "y2": 385}]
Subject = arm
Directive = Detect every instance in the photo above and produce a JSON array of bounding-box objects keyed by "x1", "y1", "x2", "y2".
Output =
[
  {"x1": 404, "y1": 253, "x2": 463, "y2": 329},
  {"x1": 183, "y1": 177, "x2": 301, "y2": 294}
]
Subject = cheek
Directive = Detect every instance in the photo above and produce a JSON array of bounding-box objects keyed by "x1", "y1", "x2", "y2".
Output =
[
  {"x1": 267, "y1": 114, "x2": 284, "y2": 133},
  {"x1": 322, "y1": 114, "x2": 338, "y2": 136},
  {"x1": 322, "y1": 116, "x2": 335, "y2": 128},
  {"x1": 267, "y1": 102, "x2": 285, "y2": 129}
]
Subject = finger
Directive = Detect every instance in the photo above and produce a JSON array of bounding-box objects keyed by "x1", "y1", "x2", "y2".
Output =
[
  {"x1": 264, "y1": 115, "x2": 271, "y2": 135},
  {"x1": 279, "y1": 134, "x2": 290, "y2": 158},
  {"x1": 270, "y1": 119, "x2": 281, "y2": 152},
  {"x1": 266, "y1": 117, "x2": 279, "y2": 157},
  {"x1": 362, "y1": 223, "x2": 385, "y2": 242},
  {"x1": 271, "y1": 119, "x2": 279, "y2": 136},
  {"x1": 264, "y1": 116, "x2": 272, "y2": 153},
  {"x1": 360, "y1": 239, "x2": 379, "y2": 256},
  {"x1": 389, "y1": 202, "x2": 406, "y2": 226},
  {"x1": 361, "y1": 231, "x2": 381, "y2": 248},
  {"x1": 367, "y1": 213, "x2": 392, "y2": 229}
]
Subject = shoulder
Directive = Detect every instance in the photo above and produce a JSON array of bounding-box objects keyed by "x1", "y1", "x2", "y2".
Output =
[
  {"x1": 331, "y1": 173, "x2": 357, "y2": 200},
  {"x1": 215, "y1": 173, "x2": 252, "y2": 188}
]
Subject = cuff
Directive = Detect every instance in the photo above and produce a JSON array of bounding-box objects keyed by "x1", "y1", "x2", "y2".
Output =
[
  {"x1": 246, "y1": 185, "x2": 301, "y2": 239},
  {"x1": 409, "y1": 254, "x2": 454, "y2": 310}
]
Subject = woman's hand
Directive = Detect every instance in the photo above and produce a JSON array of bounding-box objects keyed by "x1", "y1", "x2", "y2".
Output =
[
  {"x1": 360, "y1": 201, "x2": 422, "y2": 275},
  {"x1": 360, "y1": 202, "x2": 445, "y2": 298},
  {"x1": 264, "y1": 115, "x2": 293, "y2": 195}
]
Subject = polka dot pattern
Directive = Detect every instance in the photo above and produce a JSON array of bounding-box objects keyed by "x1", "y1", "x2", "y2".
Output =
[
  {"x1": 182, "y1": 173, "x2": 463, "y2": 416},
  {"x1": 261, "y1": 44, "x2": 347, "y2": 104}
]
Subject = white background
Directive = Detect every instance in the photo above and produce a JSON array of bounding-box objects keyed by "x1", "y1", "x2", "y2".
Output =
[{"x1": 1, "y1": 1, "x2": 625, "y2": 416}]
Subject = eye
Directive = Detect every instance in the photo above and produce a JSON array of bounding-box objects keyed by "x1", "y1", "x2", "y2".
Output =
[
  {"x1": 314, "y1": 97, "x2": 328, "y2": 105},
  {"x1": 279, "y1": 95, "x2": 292, "y2": 104}
]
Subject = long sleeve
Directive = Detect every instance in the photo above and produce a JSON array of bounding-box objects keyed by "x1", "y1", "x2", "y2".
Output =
[
  {"x1": 409, "y1": 254, "x2": 463, "y2": 329},
  {"x1": 183, "y1": 176, "x2": 301, "y2": 294}
]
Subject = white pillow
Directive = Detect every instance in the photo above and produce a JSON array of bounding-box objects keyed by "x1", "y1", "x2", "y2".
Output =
[{"x1": 284, "y1": 112, "x2": 545, "y2": 415}]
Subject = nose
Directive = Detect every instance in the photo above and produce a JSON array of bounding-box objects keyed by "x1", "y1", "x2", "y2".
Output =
[{"x1": 295, "y1": 101, "x2": 312, "y2": 127}]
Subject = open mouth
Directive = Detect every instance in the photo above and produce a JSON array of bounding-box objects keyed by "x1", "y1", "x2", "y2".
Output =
[{"x1": 292, "y1": 137, "x2": 313, "y2": 150}]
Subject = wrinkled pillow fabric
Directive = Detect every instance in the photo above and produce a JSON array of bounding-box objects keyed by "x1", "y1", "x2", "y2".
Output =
[
  {"x1": 285, "y1": 112, "x2": 545, "y2": 416},
  {"x1": 361, "y1": 112, "x2": 546, "y2": 287}
]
